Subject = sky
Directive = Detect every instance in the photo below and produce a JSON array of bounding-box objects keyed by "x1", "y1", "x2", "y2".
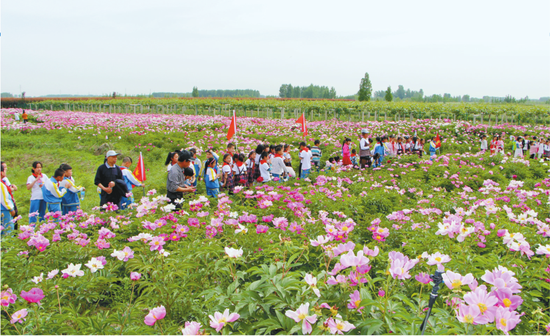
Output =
[{"x1": 2, "y1": 0, "x2": 549, "y2": 98}]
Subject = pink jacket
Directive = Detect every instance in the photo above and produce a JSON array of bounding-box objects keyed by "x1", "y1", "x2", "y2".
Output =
[{"x1": 342, "y1": 143, "x2": 350, "y2": 158}]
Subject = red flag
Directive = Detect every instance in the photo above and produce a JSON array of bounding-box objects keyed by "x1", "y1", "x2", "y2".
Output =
[
  {"x1": 133, "y1": 152, "x2": 147, "y2": 182},
  {"x1": 435, "y1": 134, "x2": 441, "y2": 148},
  {"x1": 295, "y1": 113, "x2": 308, "y2": 137},
  {"x1": 227, "y1": 110, "x2": 237, "y2": 141}
]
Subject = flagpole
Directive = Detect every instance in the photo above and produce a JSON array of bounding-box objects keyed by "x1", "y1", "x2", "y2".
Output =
[{"x1": 140, "y1": 152, "x2": 146, "y2": 198}]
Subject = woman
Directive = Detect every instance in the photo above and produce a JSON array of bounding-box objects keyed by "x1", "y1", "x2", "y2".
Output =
[
  {"x1": 26, "y1": 161, "x2": 48, "y2": 223},
  {"x1": 342, "y1": 138, "x2": 352, "y2": 166},
  {"x1": 165, "y1": 151, "x2": 179, "y2": 172}
]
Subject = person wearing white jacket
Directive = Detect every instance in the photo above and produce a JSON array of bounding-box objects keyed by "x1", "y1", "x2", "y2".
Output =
[
  {"x1": 271, "y1": 145, "x2": 288, "y2": 182},
  {"x1": 1, "y1": 165, "x2": 15, "y2": 236}
]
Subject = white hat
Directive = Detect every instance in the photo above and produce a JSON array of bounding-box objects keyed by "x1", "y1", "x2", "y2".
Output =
[
  {"x1": 105, "y1": 150, "x2": 120, "y2": 158},
  {"x1": 361, "y1": 129, "x2": 369, "y2": 134}
]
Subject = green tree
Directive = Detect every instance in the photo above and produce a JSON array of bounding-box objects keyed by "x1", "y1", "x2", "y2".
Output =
[
  {"x1": 357, "y1": 72, "x2": 372, "y2": 101},
  {"x1": 384, "y1": 86, "x2": 393, "y2": 102},
  {"x1": 394, "y1": 85, "x2": 405, "y2": 99},
  {"x1": 192, "y1": 86, "x2": 199, "y2": 98}
]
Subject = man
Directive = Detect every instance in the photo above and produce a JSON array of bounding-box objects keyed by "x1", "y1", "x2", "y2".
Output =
[
  {"x1": 166, "y1": 150, "x2": 195, "y2": 209},
  {"x1": 1, "y1": 165, "x2": 16, "y2": 236},
  {"x1": 94, "y1": 150, "x2": 125, "y2": 207},
  {"x1": 119, "y1": 157, "x2": 143, "y2": 210}
]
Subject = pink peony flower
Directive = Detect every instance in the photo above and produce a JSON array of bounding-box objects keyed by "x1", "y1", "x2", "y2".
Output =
[
  {"x1": 144, "y1": 305, "x2": 166, "y2": 326},
  {"x1": 495, "y1": 306, "x2": 521, "y2": 334},
  {"x1": 209, "y1": 308, "x2": 240, "y2": 332},
  {"x1": 182, "y1": 321, "x2": 202, "y2": 335},
  {"x1": 326, "y1": 316, "x2": 356, "y2": 334},
  {"x1": 1, "y1": 289, "x2": 17, "y2": 307},
  {"x1": 20, "y1": 288, "x2": 44, "y2": 304},
  {"x1": 10, "y1": 308, "x2": 28, "y2": 324},
  {"x1": 285, "y1": 303, "x2": 317, "y2": 335},
  {"x1": 130, "y1": 272, "x2": 141, "y2": 281}
]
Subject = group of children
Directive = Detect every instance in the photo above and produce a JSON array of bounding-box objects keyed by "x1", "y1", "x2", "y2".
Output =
[
  {"x1": 1, "y1": 161, "x2": 86, "y2": 236},
  {"x1": 479, "y1": 133, "x2": 550, "y2": 159}
]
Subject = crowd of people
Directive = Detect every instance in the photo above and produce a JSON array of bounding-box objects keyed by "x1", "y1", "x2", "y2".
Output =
[{"x1": 1, "y1": 130, "x2": 442, "y2": 233}]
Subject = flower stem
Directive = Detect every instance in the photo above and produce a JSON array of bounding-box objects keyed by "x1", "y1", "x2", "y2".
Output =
[
  {"x1": 157, "y1": 319, "x2": 165, "y2": 335},
  {"x1": 120, "y1": 282, "x2": 136, "y2": 335},
  {"x1": 34, "y1": 304, "x2": 40, "y2": 333},
  {"x1": 56, "y1": 287, "x2": 62, "y2": 314},
  {"x1": 3, "y1": 307, "x2": 21, "y2": 335}
]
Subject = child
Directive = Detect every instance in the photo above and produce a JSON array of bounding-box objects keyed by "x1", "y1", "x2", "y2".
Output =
[
  {"x1": 183, "y1": 167, "x2": 195, "y2": 186},
  {"x1": 22, "y1": 110, "x2": 28, "y2": 124},
  {"x1": 59, "y1": 163, "x2": 85, "y2": 215},
  {"x1": 351, "y1": 149, "x2": 359, "y2": 166},
  {"x1": 245, "y1": 151, "x2": 256, "y2": 187},
  {"x1": 189, "y1": 148, "x2": 202, "y2": 187},
  {"x1": 396, "y1": 137, "x2": 404, "y2": 156},
  {"x1": 514, "y1": 137, "x2": 523, "y2": 158},
  {"x1": 359, "y1": 130, "x2": 372, "y2": 168},
  {"x1": 496, "y1": 136, "x2": 504, "y2": 155},
  {"x1": 325, "y1": 157, "x2": 335, "y2": 171},
  {"x1": 268, "y1": 145, "x2": 276, "y2": 164},
  {"x1": 1, "y1": 165, "x2": 15, "y2": 236},
  {"x1": 373, "y1": 137, "x2": 385, "y2": 167},
  {"x1": 226, "y1": 143, "x2": 236, "y2": 165},
  {"x1": 165, "y1": 152, "x2": 179, "y2": 172},
  {"x1": 429, "y1": 137, "x2": 438, "y2": 160},
  {"x1": 299, "y1": 142, "x2": 312, "y2": 179},
  {"x1": 538, "y1": 138, "x2": 545, "y2": 159},
  {"x1": 342, "y1": 138, "x2": 352, "y2": 166},
  {"x1": 283, "y1": 144, "x2": 296, "y2": 178},
  {"x1": 544, "y1": 139, "x2": 550, "y2": 159},
  {"x1": 204, "y1": 158, "x2": 220, "y2": 198},
  {"x1": 529, "y1": 137, "x2": 538, "y2": 159},
  {"x1": 253, "y1": 144, "x2": 264, "y2": 182},
  {"x1": 42, "y1": 168, "x2": 67, "y2": 216},
  {"x1": 221, "y1": 153, "x2": 234, "y2": 195},
  {"x1": 480, "y1": 135, "x2": 488, "y2": 152},
  {"x1": 232, "y1": 154, "x2": 247, "y2": 187},
  {"x1": 27, "y1": 161, "x2": 48, "y2": 223},
  {"x1": 271, "y1": 145, "x2": 288, "y2": 182},
  {"x1": 311, "y1": 140, "x2": 322, "y2": 172},
  {"x1": 259, "y1": 152, "x2": 271, "y2": 183},
  {"x1": 205, "y1": 149, "x2": 219, "y2": 176},
  {"x1": 119, "y1": 157, "x2": 143, "y2": 210}
]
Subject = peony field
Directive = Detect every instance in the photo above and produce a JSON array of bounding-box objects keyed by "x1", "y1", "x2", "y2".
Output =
[{"x1": 1, "y1": 108, "x2": 550, "y2": 335}]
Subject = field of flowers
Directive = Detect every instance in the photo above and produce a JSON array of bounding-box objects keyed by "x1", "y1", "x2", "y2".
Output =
[
  {"x1": 9, "y1": 97, "x2": 550, "y2": 123},
  {"x1": 1, "y1": 108, "x2": 549, "y2": 335}
]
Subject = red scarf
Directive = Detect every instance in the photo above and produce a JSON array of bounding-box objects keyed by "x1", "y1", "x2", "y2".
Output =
[
  {"x1": 223, "y1": 162, "x2": 230, "y2": 167},
  {"x1": 274, "y1": 154, "x2": 283, "y2": 158},
  {"x1": 236, "y1": 161, "x2": 244, "y2": 167},
  {"x1": 32, "y1": 172, "x2": 41, "y2": 179},
  {"x1": 300, "y1": 148, "x2": 309, "y2": 152},
  {"x1": 260, "y1": 159, "x2": 267, "y2": 164}
]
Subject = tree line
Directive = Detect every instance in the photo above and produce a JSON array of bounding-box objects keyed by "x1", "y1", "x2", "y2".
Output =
[{"x1": 278, "y1": 84, "x2": 337, "y2": 99}]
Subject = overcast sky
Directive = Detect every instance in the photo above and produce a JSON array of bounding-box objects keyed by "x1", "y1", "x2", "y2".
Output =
[{"x1": 2, "y1": 0, "x2": 549, "y2": 98}]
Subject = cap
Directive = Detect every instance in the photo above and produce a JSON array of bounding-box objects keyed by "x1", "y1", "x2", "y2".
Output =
[
  {"x1": 178, "y1": 150, "x2": 193, "y2": 162},
  {"x1": 105, "y1": 150, "x2": 120, "y2": 158},
  {"x1": 361, "y1": 129, "x2": 369, "y2": 134}
]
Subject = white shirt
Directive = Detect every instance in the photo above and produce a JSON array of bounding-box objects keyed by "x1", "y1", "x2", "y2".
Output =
[
  {"x1": 166, "y1": 163, "x2": 173, "y2": 172},
  {"x1": 14, "y1": 113, "x2": 20, "y2": 121},
  {"x1": 2, "y1": 177, "x2": 12, "y2": 186},
  {"x1": 481, "y1": 140, "x2": 488, "y2": 150},
  {"x1": 283, "y1": 152, "x2": 292, "y2": 163},
  {"x1": 260, "y1": 161, "x2": 271, "y2": 182},
  {"x1": 233, "y1": 163, "x2": 247, "y2": 175},
  {"x1": 222, "y1": 164, "x2": 232, "y2": 175},
  {"x1": 1, "y1": 183, "x2": 14, "y2": 211},
  {"x1": 360, "y1": 138, "x2": 370, "y2": 150},
  {"x1": 271, "y1": 156, "x2": 288, "y2": 175},
  {"x1": 60, "y1": 176, "x2": 85, "y2": 193},
  {"x1": 121, "y1": 168, "x2": 142, "y2": 187},
  {"x1": 27, "y1": 173, "x2": 49, "y2": 200},
  {"x1": 245, "y1": 158, "x2": 254, "y2": 170},
  {"x1": 299, "y1": 149, "x2": 312, "y2": 170}
]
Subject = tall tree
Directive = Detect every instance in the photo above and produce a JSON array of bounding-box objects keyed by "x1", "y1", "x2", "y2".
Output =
[
  {"x1": 192, "y1": 86, "x2": 199, "y2": 97},
  {"x1": 385, "y1": 86, "x2": 393, "y2": 102},
  {"x1": 395, "y1": 85, "x2": 405, "y2": 99},
  {"x1": 357, "y1": 72, "x2": 372, "y2": 101}
]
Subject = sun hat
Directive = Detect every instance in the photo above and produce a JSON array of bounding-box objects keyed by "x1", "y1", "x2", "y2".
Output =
[{"x1": 105, "y1": 150, "x2": 120, "y2": 158}]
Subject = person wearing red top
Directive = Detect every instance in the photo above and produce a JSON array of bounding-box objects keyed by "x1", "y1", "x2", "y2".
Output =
[
  {"x1": 232, "y1": 154, "x2": 248, "y2": 187},
  {"x1": 342, "y1": 138, "x2": 352, "y2": 166}
]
